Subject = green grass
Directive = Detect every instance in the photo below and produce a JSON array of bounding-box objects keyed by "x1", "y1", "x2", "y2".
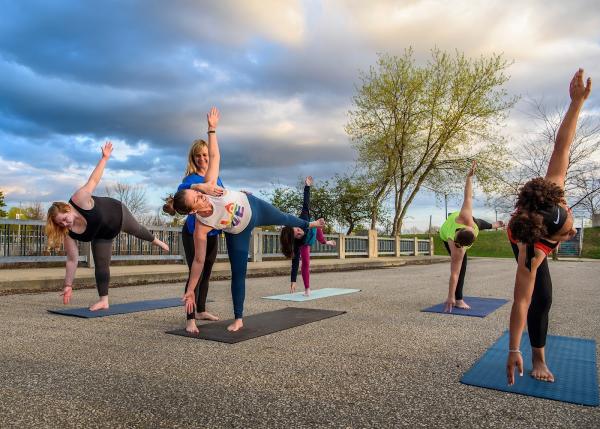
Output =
[
  {"x1": 404, "y1": 229, "x2": 514, "y2": 258},
  {"x1": 582, "y1": 227, "x2": 600, "y2": 259},
  {"x1": 403, "y1": 226, "x2": 600, "y2": 259}
]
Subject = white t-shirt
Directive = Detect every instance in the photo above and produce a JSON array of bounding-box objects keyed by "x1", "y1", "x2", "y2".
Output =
[{"x1": 196, "y1": 190, "x2": 252, "y2": 234}]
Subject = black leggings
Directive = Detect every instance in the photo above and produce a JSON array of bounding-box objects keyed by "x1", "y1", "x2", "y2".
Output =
[
  {"x1": 443, "y1": 241, "x2": 467, "y2": 300},
  {"x1": 182, "y1": 226, "x2": 219, "y2": 320},
  {"x1": 91, "y1": 204, "x2": 155, "y2": 297},
  {"x1": 511, "y1": 243, "x2": 552, "y2": 348}
]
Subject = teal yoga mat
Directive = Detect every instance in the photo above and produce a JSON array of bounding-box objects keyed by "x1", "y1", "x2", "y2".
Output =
[
  {"x1": 461, "y1": 331, "x2": 599, "y2": 406},
  {"x1": 263, "y1": 288, "x2": 361, "y2": 302}
]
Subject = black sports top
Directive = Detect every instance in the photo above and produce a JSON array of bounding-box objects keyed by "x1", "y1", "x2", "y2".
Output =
[
  {"x1": 68, "y1": 196, "x2": 123, "y2": 242},
  {"x1": 507, "y1": 227, "x2": 560, "y2": 270}
]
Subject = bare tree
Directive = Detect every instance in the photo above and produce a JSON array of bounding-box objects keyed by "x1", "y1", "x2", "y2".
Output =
[
  {"x1": 24, "y1": 202, "x2": 44, "y2": 220},
  {"x1": 488, "y1": 98, "x2": 600, "y2": 216},
  {"x1": 104, "y1": 183, "x2": 149, "y2": 216},
  {"x1": 572, "y1": 174, "x2": 600, "y2": 218}
]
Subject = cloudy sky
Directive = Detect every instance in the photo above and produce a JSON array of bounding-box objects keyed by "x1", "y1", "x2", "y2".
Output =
[{"x1": 1, "y1": 0, "x2": 599, "y2": 230}]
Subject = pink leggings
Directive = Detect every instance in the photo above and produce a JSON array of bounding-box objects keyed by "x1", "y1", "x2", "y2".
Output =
[{"x1": 299, "y1": 228, "x2": 327, "y2": 290}]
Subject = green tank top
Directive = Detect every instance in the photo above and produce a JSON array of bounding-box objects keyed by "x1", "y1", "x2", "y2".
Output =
[{"x1": 439, "y1": 211, "x2": 479, "y2": 249}]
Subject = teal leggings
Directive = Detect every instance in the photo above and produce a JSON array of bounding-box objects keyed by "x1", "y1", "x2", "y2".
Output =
[{"x1": 226, "y1": 194, "x2": 309, "y2": 318}]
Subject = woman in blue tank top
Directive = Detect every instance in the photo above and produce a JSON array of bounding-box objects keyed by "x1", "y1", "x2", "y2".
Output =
[{"x1": 164, "y1": 108, "x2": 325, "y2": 332}]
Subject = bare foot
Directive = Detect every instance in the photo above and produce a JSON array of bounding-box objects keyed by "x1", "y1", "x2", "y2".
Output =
[
  {"x1": 531, "y1": 351, "x2": 555, "y2": 382},
  {"x1": 455, "y1": 299, "x2": 471, "y2": 310},
  {"x1": 186, "y1": 319, "x2": 199, "y2": 334},
  {"x1": 196, "y1": 311, "x2": 220, "y2": 321},
  {"x1": 303, "y1": 288, "x2": 311, "y2": 297},
  {"x1": 153, "y1": 238, "x2": 169, "y2": 252},
  {"x1": 227, "y1": 319, "x2": 243, "y2": 332},
  {"x1": 89, "y1": 297, "x2": 109, "y2": 311}
]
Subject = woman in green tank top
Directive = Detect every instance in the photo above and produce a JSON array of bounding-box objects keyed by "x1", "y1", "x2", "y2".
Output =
[{"x1": 439, "y1": 161, "x2": 504, "y2": 312}]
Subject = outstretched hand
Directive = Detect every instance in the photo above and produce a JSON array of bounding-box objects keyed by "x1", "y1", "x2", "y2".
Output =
[
  {"x1": 101, "y1": 141, "x2": 113, "y2": 160},
  {"x1": 443, "y1": 296, "x2": 455, "y2": 313},
  {"x1": 305, "y1": 176, "x2": 313, "y2": 186},
  {"x1": 467, "y1": 160, "x2": 477, "y2": 177},
  {"x1": 569, "y1": 69, "x2": 592, "y2": 103},
  {"x1": 506, "y1": 351, "x2": 524, "y2": 386},
  {"x1": 60, "y1": 286, "x2": 73, "y2": 305},
  {"x1": 207, "y1": 107, "x2": 220, "y2": 130},
  {"x1": 182, "y1": 290, "x2": 196, "y2": 314}
]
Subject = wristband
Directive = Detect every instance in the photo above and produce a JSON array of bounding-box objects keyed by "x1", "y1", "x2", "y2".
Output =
[
  {"x1": 207, "y1": 130, "x2": 216, "y2": 134},
  {"x1": 508, "y1": 349, "x2": 521, "y2": 354}
]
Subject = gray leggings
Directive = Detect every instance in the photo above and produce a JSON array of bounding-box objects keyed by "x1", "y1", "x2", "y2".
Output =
[{"x1": 91, "y1": 205, "x2": 155, "y2": 296}]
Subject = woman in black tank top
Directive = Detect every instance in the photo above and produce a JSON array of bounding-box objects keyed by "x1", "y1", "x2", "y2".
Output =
[
  {"x1": 506, "y1": 69, "x2": 592, "y2": 386},
  {"x1": 45, "y1": 142, "x2": 169, "y2": 311}
]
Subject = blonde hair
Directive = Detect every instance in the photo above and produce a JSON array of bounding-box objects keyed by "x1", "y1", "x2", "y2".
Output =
[
  {"x1": 45, "y1": 202, "x2": 71, "y2": 250},
  {"x1": 184, "y1": 139, "x2": 208, "y2": 177}
]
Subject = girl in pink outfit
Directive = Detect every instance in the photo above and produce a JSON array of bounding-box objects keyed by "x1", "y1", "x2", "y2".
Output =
[{"x1": 280, "y1": 176, "x2": 336, "y2": 296}]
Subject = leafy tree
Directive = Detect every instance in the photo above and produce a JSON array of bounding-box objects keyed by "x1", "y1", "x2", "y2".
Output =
[
  {"x1": 346, "y1": 48, "x2": 516, "y2": 235},
  {"x1": 0, "y1": 190, "x2": 6, "y2": 218},
  {"x1": 8, "y1": 207, "x2": 28, "y2": 219},
  {"x1": 331, "y1": 174, "x2": 374, "y2": 235},
  {"x1": 267, "y1": 174, "x2": 374, "y2": 235}
]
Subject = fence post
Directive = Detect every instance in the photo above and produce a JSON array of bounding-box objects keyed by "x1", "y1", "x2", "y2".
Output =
[
  {"x1": 429, "y1": 237, "x2": 434, "y2": 256},
  {"x1": 84, "y1": 242, "x2": 94, "y2": 268},
  {"x1": 413, "y1": 236, "x2": 419, "y2": 256},
  {"x1": 178, "y1": 230, "x2": 186, "y2": 264},
  {"x1": 368, "y1": 230, "x2": 378, "y2": 258},
  {"x1": 338, "y1": 233, "x2": 346, "y2": 259},
  {"x1": 250, "y1": 228, "x2": 262, "y2": 262},
  {"x1": 395, "y1": 235, "x2": 401, "y2": 257}
]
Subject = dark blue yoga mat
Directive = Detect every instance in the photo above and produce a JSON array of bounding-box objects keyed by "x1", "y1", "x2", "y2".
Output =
[
  {"x1": 461, "y1": 331, "x2": 599, "y2": 406},
  {"x1": 48, "y1": 297, "x2": 184, "y2": 318},
  {"x1": 421, "y1": 296, "x2": 509, "y2": 318}
]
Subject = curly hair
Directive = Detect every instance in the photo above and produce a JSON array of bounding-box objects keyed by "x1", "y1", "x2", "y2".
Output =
[{"x1": 508, "y1": 177, "x2": 565, "y2": 244}]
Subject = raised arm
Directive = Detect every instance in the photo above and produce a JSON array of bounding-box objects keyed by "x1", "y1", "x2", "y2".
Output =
[
  {"x1": 506, "y1": 246, "x2": 545, "y2": 385},
  {"x1": 546, "y1": 69, "x2": 592, "y2": 189},
  {"x1": 182, "y1": 220, "x2": 213, "y2": 313},
  {"x1": 300, "y1": 176, "x2": 313, "y2": 220},
  {"x1": 457, "y1": 161, "x2": 476, "y2": 222},
  {"x1": 72, "y1": 142, "x2": 113, "y2": 205},
  {"x1": 203, "y1": 107, "x2": 221, "y2": 186}
]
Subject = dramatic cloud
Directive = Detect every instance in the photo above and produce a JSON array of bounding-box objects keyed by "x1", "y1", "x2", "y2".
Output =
[{"x1": 0, "y1": 0, "x2": 598, "y2": 229}]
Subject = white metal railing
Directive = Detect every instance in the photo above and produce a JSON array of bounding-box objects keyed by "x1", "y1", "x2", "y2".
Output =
[{"x1": 0, "y1": 219, "x2": 433, "y2": 265}]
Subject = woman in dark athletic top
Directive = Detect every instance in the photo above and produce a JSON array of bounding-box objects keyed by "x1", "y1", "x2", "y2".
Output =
[
  {"x1": 280, "y1": 176, "x2": 336, "y2": 296},
  {"x1": 506, "y1": 69, "x2": 592, "y2": 385},
  {"x1": 45, "y1": 142, "x2": 169, "y2": 311},
  {"x1": 164, "y1": 112, "x2": 226, "y2": 333}
]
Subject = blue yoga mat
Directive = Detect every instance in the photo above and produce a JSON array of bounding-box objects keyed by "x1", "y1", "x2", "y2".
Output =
[
  {"x1": 461, "y1": 331, "x2": 599, "y2": 406},
  {"x1": 421, "y1": 296, "x2": 509, "y2": 317},
  {"x1": 263, "y1": 288, "x2": 361, "y2": 302},
  {"x1": 48, "y1": 297, "x2": 184, "y2": 318}
]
